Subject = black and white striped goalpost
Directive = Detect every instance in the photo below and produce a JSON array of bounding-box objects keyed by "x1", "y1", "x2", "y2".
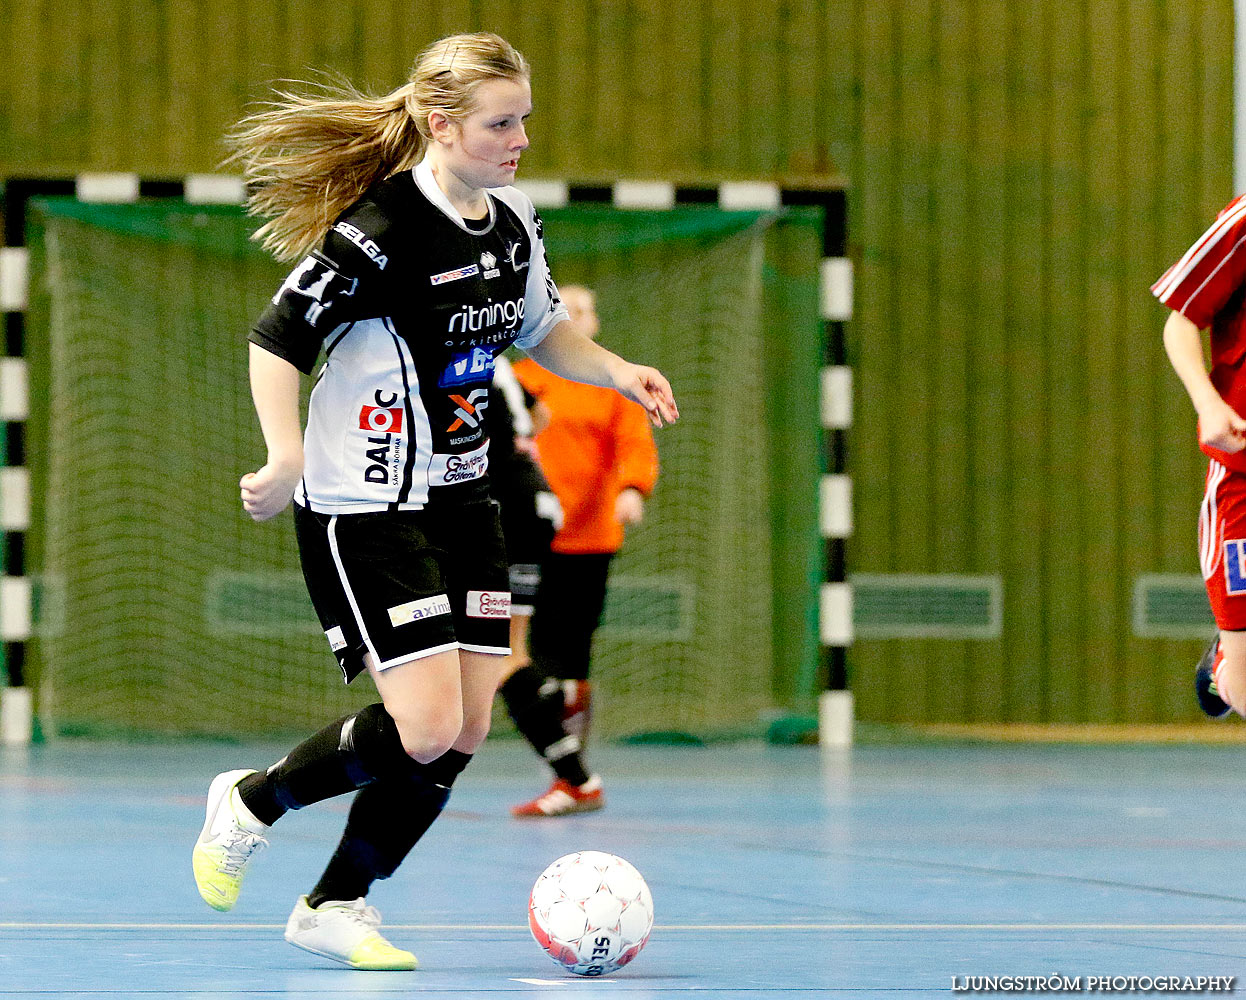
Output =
[
  {"x1": 1, "y1": 232, "x2": 32, "y2": 745},
  {"x1": 0, "y1": 174, "x2": 247, "y2": 745},
  {"x1": 818, "y1": 190, "x2": 853, "y2": 747},
  {"x1": 0, "y1": 172, "x2": 850, "y2": 746}
]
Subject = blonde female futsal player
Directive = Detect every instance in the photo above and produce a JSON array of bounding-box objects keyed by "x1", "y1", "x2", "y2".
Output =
[{"x1": 190, "y1": 32, "x2": 678, "y2": 970}]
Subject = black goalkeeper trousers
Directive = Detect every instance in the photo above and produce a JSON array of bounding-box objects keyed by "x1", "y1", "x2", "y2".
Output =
[{"x1": 528, "y1": 551, "x2": 614, "y2": 681}]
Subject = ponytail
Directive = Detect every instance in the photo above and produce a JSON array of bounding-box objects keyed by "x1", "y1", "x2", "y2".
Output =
[
  {"x1": 226, "y1": 80, "x2": 425, "y2": 261},
  {"x1": 228, "y1": 32, "x2": 530, "y2": 262}
]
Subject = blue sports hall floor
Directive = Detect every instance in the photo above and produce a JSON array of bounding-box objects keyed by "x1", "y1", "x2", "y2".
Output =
[{"x1": 2, "y1": 734, "x2": 1245, "y2": 998}]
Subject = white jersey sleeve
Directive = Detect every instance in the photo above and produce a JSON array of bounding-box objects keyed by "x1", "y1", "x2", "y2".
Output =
[{"x1": 489, "y1": 186, "x2": 569, "y2": 350}]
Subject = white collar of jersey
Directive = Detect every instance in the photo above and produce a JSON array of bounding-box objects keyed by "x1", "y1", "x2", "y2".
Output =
[{"x1": 413, "y1": 159, "x2": 497, "y2": 235}]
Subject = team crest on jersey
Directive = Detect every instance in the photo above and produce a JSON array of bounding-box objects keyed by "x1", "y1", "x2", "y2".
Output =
[
  {"x1": 505, "y1": 239, "x2": 529, "y2": 271},
  {"x1": 430, "y1": 264, "x2": 480, "y2": 285},
  {"x1": 439, "y1": 347, "x2": 495, "y2": 387},
  {"x1": 480, "y1": 251, "x2": 500, "y2": 279},
  {"x1": 1225, "y1": 540, "x2": 1246, "y2": 595}
]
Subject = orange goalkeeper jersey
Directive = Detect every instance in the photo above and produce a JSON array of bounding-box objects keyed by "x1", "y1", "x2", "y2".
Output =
[{"x1": 512, "y1": 358, "x2": 659, "y2": 554}]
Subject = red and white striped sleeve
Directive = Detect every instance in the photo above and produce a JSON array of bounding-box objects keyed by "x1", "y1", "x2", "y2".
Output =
[{"x1": 1152, "y1": 195, "x2": 1246, "y2": 328}]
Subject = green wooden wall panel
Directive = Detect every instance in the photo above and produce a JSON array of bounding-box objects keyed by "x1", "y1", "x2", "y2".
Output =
[
  {"x1": 850, "y1": 0, "x2": 900, "y2": 723},
  {"x1": 1, "y1": 0, "x2": 1237, "y2": 725},
  {"x1": 550, "y1": 2, "x2": 592, "y2": 172},
  {"x1": 1084, "y1": 0, "x2": 1127, "y2": 721},
  {"x1": 1121, "y1": 0, "x2": 1163, "y2": 723},
  {"x1": 839, "y1": 0, "x2": 1238, "y2": 726},
  {"x1": 965, "y1": 0, "x2": 1010, "y2": 722},
  {"x1": 590, "y1": 0, "x2": 630, "y2": 174},
  {"x1": 0, "y1": 0, "x2": 11, "y2": 169},
  {"x1": 743, "y1": 3, "x2": 781, "y2": 174},
  {"x1": 1043, "y1": 0, "x2": 1088, "y2": 721},
  {"x1": 781, "y1": 0, "x2": 823, "y2": 176},
  {"x1": 705, "y1": 0, "x2": 744, "y2": 173},
  {"x1": 898, "y1": 0, "x2": 938, "y2": 723},
  {"x1": 666, "y1": 5, "x2": 705, "y2": 173},
  {"x1": 630, "y1": 3, "x2": 666, "y2": 176},
  {"x1": 929, "y1": 0, "x2": 973, "y2": 723},
  {"x1": 1006, "y1": 0, "x2": 1048, "y2": 722}
]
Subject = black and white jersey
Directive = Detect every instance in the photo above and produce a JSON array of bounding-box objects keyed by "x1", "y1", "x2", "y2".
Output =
[{"x1": 250, "y1": 159, "x2": 568, "y2": 513}]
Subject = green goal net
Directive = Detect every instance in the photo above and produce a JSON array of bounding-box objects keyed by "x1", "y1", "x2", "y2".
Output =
[{"x1": 23, "y1": 196, "x2": 821, "y2": 741}]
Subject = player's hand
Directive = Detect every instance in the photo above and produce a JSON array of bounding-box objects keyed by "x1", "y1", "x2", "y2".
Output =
[
  {"x1": 1198, "y1": 400, "x2": 1246, "y2": 454},
  {"x1": 608, "y1": 360, "x2": 679, "y2": 428},
  {"x1": 615, "y1": 487, "x2": 645, "y2": 526},
  {"x1": 240, "y1": 460, "x2": 302, "y2": 522}
]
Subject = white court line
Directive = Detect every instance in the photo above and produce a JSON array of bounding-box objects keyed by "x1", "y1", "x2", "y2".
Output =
[{"x1": 2, "y1": 922, "x2": 1246, "y2": 932}]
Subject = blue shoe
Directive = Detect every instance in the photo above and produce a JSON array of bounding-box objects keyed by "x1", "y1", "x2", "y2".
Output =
[{"x1": 1196, "y1": 639, "x2": 1232, "y2": 719}]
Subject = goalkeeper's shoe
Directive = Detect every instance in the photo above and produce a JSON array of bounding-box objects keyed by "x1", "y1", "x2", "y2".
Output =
[
  {"x1": 511, "y1": 775, "x2": 604, "y2": 818},
  {"x1": 1196, "y1": 638, "x2": 1232, "y2": 720},
  {"x1": 192, "y1": 768, "x2": 268, "y2": 911},
  {"x1": 285, "y1": 896, "x2": 417, "y2": 971}
]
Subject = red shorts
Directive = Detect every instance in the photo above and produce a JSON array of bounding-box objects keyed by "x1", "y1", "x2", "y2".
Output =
[{"x1": 1199, "y1": 459, "x2": 1246, "y2": 630}]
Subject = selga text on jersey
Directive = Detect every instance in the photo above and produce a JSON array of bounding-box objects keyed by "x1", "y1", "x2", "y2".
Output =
[{"x1": 250, "y1": 159, "x2": 569, "y2": 513}]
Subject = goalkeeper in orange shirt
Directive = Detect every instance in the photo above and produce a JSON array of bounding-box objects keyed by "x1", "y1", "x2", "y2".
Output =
[{"x1": 498, "y1": 285, "x2": 659, "y2": 817}]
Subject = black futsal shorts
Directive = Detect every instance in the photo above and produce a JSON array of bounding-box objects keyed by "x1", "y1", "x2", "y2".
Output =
[
  {"x1": 293, "y1": 499, "x2": 511, "y2": 683},
  {"x1": 492, "y1": 451, "x2": 561, "y2": 615}
]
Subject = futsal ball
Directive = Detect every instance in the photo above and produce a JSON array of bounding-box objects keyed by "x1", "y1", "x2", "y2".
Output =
[{"x1": 528, "y1": 851, "x2": 655, "y2": 976}]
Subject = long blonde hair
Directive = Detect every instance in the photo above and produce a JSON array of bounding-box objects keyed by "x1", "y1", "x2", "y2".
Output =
[{"x1": 228, "y1": 32, "x2": 530, "y2": 261}]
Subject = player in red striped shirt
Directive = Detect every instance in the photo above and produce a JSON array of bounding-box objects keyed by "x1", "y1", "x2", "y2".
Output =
[{"x1": 1154, "y1": 193, "x2": 1246, "y2": 719}]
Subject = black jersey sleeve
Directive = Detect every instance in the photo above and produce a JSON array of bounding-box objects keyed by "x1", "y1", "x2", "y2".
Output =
[{"x1": 249, "y1": 206, "x2": 395, "y2": 374}]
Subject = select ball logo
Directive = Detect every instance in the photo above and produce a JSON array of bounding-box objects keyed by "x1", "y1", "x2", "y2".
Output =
[
  {"x1": 528, "y1": 851, "x2": 654, "y2": 977},
  {"x1": 359, "y1": 404, "x2": 403, "y2": 434}
]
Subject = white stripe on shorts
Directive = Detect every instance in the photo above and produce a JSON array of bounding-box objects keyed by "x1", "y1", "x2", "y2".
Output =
[
  {"x1": 1201, "y1": 460, "x2": 1229, "y2": 580},
  {"x1": 326, "y1": 515, "x2": 463, "y2": 672},
  {"x1": 326, "y1": 514, "x2": 384, "y2": 668}
]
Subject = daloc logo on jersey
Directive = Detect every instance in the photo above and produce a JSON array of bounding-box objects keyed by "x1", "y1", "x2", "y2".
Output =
[
  {"x1": 439, "y1": 347, "x2": 495, "y2": 388},
  {"x1": 480, "y1": 251, "x2": 500, "y2": 279},
  {"x1": 359, "y1": 404, "x2": 403, "y2": 433},
  {"x1": 1225, "y1": 539, "x2": 1246, "y2": 595},
  {"x1": 361, "y1": 390, "x2": 404, "y2": 485}
]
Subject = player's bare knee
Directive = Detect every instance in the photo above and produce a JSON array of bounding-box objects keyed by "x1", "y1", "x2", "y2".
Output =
[
  {"x1": 455, "y1": 715, "x2": 492, "y2": 753},
  {"x1": 392, "y1": 713, "x2": 463, "y2": 764}
]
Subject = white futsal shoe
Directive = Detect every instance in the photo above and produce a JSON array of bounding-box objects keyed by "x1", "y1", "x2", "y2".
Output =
[
  {"x1": 285, "y1": 895, "x2": 417, "y2": 970},
  {"x1": 191, "y1": 768, "x2": 268, "y2": 911}
]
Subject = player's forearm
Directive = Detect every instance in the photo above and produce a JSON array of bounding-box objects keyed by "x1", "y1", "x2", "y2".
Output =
[
  {"x1": 248, "y1": 342, "x2": 305, "y2": 471},
  {"x1": 524, "y1": 321, "x2": 627, "y2": 388},
  {"x1": 1163, "y1": 310, "x2": 1224, "y2": 416}
]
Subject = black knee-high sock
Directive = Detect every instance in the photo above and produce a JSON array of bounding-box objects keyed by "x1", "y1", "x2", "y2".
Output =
[
  {"x1": 500, "y1": 664, "x2": 590, "y2": 787},
  {"x1": 237, "y1": 703, "x2": 413, "y2": 827},
  {"x1": 307, "y1": 749, "x2": 472, "y2": 908}
]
